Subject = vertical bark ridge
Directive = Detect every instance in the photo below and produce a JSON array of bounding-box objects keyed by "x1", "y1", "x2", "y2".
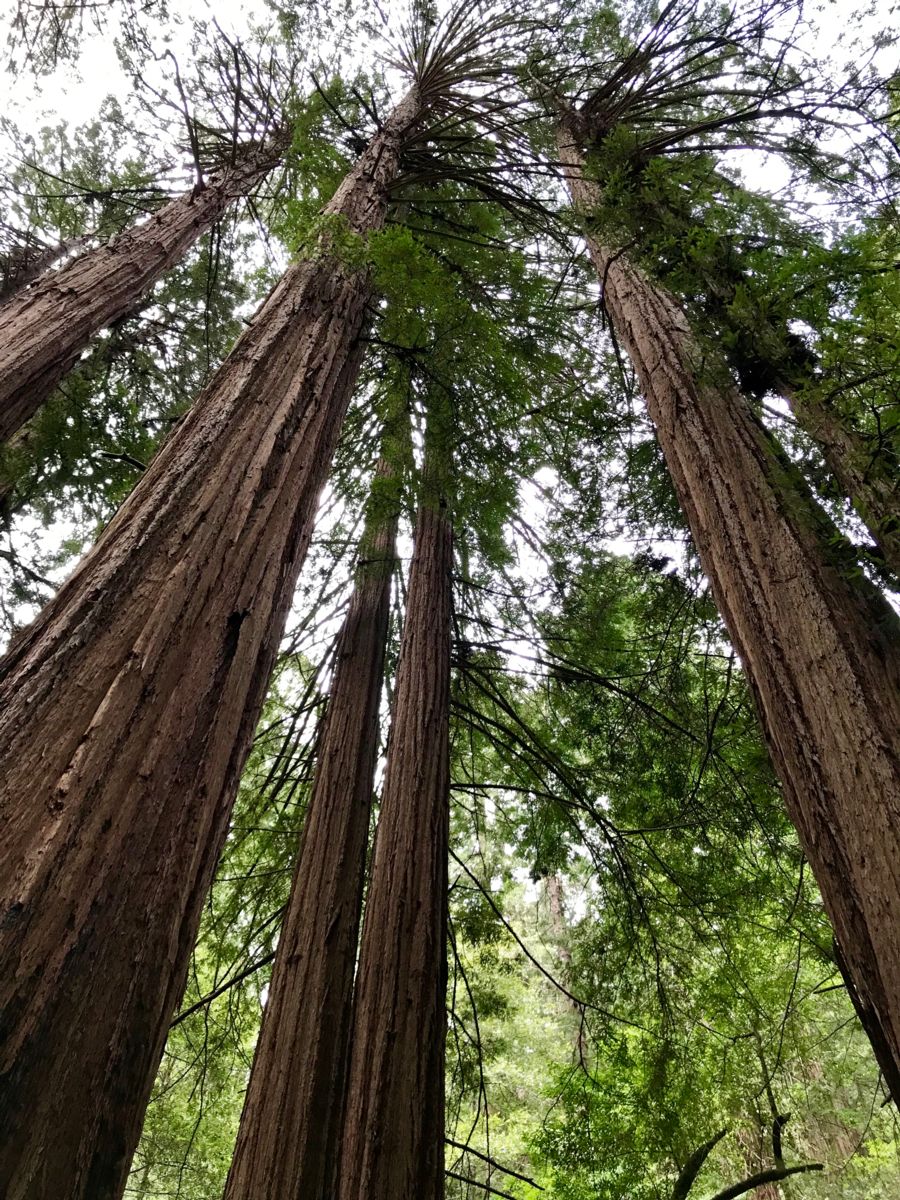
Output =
[
  {"x1": 337, "y1": 453, "x2": 453, "y2": 1200},
  {"x1": 0, "y1": 139, "x2": 284, "y2": 445},
  {"x1": 0, "y1": 88, "x2": 420, "y2": 1200},
  {"x1": 557, "y1": 122, "x2": 900, "y2": 1094},
  {"x1": 224, "y1": 442, "x2": 405, "y2": 1200}
]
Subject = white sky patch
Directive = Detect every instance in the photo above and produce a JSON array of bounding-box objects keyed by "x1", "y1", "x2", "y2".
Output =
[{"x1": 1, "y1": 0, "x2": 896, "y2": 634}]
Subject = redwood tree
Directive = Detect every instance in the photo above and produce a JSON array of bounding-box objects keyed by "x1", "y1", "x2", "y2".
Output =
[
  {"x1": 337, "y1": 426, "x2": 454, "y2": 1200},
  {"x1": 223, "y1": 434, "x2": 406, "y2": 1200},
  {"x1": 581, "y1": 151, "x2": 900, "y2": 581},
  {"x1": 0, "y1": 87, "x2": 421, "y2": 1200},
  {"x1": 555, "y1": 115, "x2": 900, "y2": 1095},
  {"x1": 0, "y1": 138, "x2": 283, "y2": 444}
]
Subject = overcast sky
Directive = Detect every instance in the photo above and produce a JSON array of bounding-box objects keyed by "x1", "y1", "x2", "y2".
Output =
[{"x1": 0, "y1": 0, "x2": 895, "y2": 640}]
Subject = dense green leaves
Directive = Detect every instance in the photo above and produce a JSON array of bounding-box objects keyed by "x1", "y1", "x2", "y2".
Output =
[{"x1": 1, "y1": 0, "x2": 899, "y2": 1196}]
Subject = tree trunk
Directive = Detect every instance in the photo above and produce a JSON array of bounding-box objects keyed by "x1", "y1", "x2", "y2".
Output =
[
  {"x1": 0, "y1": 89, "x2": 420, "y2": 1200},
  {"x1": 224, "y1": 445, "x2": 404, "y2": 1200},
  {"x1": 541, "y1": 873, "x2": 587, "y2": 1061},
  {"x1": 780, "y1": 380, "x2": 900, "y2": 580},
  {"x1": 557, "y1": 120, "x2": 900, "y2": 1096},
  {"x1": 337, "y1": 446, "x2": 453, "y2": 1200},
  {"x1": 0, "y1": 141, "x2": 282, "y2": 445},
  {"x1": 834, "y1": 935, "x2": 900, "y2": 1106},
  {"x1": 0, "y1": 231, "x2": 89, "y2": 305}
]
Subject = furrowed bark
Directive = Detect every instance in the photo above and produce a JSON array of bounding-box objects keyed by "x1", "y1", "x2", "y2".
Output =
[
  {"x1": 557, "y1": 121, "x2": 900, "y2": 1094},
  {"x1": 337, "y1": 447, "x2": 453, "y2": 1200},
  {"x1": 0, "y1": 88, "x2": 420, "y2": 1200},
  {"x1": 224, "y1": 447, "x2": 403, "y2": 1200},
  {"x1": 0, "y1": 140, "x2": 283, "y2": 445}
]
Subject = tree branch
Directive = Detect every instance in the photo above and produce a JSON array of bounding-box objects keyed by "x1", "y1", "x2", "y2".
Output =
[
  {"x1": 708, "y1": 1162, "x2": 824, "y2": 1200},
  {"x1": 445, "y1": 1136, "x2": 544, "y2": 1191},
  {"x1": 169, "y1": 937, "x2": 280, "y2": 1028},
  {"x1": 445, "y1": 1169, "x2": 521, "y2": 1199},
  {"x1": 672, "y1": 1128, "x2": 728, "y2": 1200}
]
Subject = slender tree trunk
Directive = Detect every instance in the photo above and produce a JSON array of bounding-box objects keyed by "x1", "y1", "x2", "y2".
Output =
[
  {"x1": 0, "y1": 424, "x2": 31, "y2": 527},
  {"x1": 0, "y1": 89, "x2": 420, "y2": 1200},
  {"x1": 695, "y1": 239, "x2": 897, "y2": 576},
  {"x1": 337, "y1": 444, "x2": 453, "y2": 1200},
  {"x1": 780, "y1": 380, "x2": 900, "y2": 580},
  {"x1": 0, "y1": 140, "x2": 283, "y2": 445},
  {"x1": 0, "y1": 231, "x2": 89, "y2": 305},
  {"x1": 834, "y1": 936, "x2": 900, "y2": 1105},
  {"x1": 224, "y1": 443, "x2": 404, "y2": 1200},
  {"x1": 557, "y1": 120, "x2": 900, "y2": 1095},
  {"x1": 541, "y1": 873, "x2": 586, "y2": 1060}
]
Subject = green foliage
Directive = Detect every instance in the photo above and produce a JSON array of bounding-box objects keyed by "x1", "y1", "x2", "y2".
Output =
[{"x1": 4, "y1": 2, "x2": 900, "y2": 1197}]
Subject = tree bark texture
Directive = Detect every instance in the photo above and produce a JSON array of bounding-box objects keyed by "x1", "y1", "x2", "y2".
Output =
[
  {"x1": 0, "y1": 88, "x2": 420, "y2": 1200},
  {"x1": 337, "y1": 475, "x2": 453, "y2": 1200},
  {"x1": 0, "y1": 141, "x2": 282, "y2": 445},
  {"x1": 557, "y1": 120, "x2": 900, "y2": 1096},
  {"x1": 224, "y1": 452, "x2": 402, "y2": 1200}
]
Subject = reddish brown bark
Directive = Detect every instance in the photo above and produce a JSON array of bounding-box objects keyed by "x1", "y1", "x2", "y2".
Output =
[
  {"x1": 224, "y1": 452, "x2": 402, "y2": 1200},
  {"x1": 0, "y1": 141, "x2": 282, "y2": 445},
  {"x1": 337, "y1": 468, "x2": 453, "y2": 1200},
  {"x1": 0, "y1": 89, "x2": 420, "y2": 1200},
  {"x1": 557, "y1": 121, "x2": 900, "y2": 1095}
]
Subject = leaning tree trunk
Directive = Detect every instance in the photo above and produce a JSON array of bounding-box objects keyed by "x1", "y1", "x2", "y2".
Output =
[
  {"x1": 0, "y1": 230, "x2": 89, "y2": 305},
  {"x1": 337, "y1": 443, "x2": 453, "y2": 1200},
  {"x1": 0, "y1": 139, "x2": 283, "y2": 445},
  {"x1": 779, "y1": 379, "x2": 900, "y2": 580},
  {"x1": 0, "y1": 307, "x2": 156, "y2": 526},
  {"x1": 0, "y1": 88, "x2": 420, "y2": 1200},
  {"x1": 224, "y1": 443, "x2": 404, "y2": 1200},
  {"x1": 557, "y1": 120, "x2": 900, "y2": 1097}
]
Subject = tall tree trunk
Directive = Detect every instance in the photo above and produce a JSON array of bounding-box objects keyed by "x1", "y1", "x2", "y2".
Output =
[
  {"x1": 0, "y1": 140, "x2": 283, "y2": 445},
  {"x1": 557, "y1": 120, "x2": 900, "y2": 1096},
  {"x1": 679, "y1": 224, "x2": 897, "y2": 578},
  {"x1": 779, "y1": 380, "x2": 900, "y2": 580},
  {"x1": 0, "y1": 230, "x2": 89, "y2": 305},
  {"x1": 0, "y1": 312, "x2": 154, "y2": 527},
  {"x1": 0, "y1": 88, "x2": 420, "y2": 1200},
  {"x1": 337, "y1": 441, "x2": 453, "y2": 1200},
  {"x1": 224, "y1": 441, "x2": 404, "y2": 1200}
]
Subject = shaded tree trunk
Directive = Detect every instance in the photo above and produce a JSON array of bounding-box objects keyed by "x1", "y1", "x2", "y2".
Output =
[
  {"x1": 0, "y1": 230, "x2": 89, "y2": 305},
  {"x1": 224, "y1": 444, "x2": 404, "y2": 1200},
  {"x1": 834, "y1": 935, "x2": 900, "y2": 1106},
  {"x1": 0, "y1": 424, "x2": 32, "y2": 528},
  {"x1": 0, "y1": 315, "x2": 155, "y2": 527},
  {"x1": 337, "y1": 443, "x2": 453, "y2": 1200},
  {"x1": 541, "y1": 873, "x2": 587, "y2": 1061},
  {"x1": 0, "y1": 140, "x2": 283, "y2": 445},
  {"x1": 664, "y1": 216, "x2": 899, "y2": 578},
  {"x1": 780, "y1": 380, "x2": 900, "y2": 580},
  {"x1": 557, "y1": 120, "x2": 900, "y2": 1096},
  {"x1": 0, "y1": 88, "x2": 420, "y2": 1200}
]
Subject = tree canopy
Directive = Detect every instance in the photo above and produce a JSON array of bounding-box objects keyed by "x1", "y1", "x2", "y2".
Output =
[{"x1": 1, "y1": 0, "x2": 899, "y2": 1197}]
